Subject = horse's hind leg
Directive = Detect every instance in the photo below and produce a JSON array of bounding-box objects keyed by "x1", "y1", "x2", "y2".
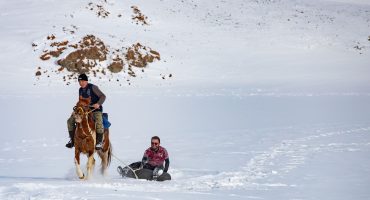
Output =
[
  {"x1": 74, "y1": 152, "x2": 84, "y2": 179},
  {"x1": 86, "y1": 153, "x2": 95, "y2": 180},
  {"x1": 98, "y1": 150, "x2": 108, "y2": 176}
]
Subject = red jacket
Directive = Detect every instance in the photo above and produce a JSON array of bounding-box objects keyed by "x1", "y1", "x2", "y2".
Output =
[{"x1": 143, "y1": 146, "x2": 169, "y2": 167}]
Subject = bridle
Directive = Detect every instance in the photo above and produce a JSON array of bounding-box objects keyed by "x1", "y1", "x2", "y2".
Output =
[{"x1": 73, "y1": 105, "x2": 97, "y2": 137}]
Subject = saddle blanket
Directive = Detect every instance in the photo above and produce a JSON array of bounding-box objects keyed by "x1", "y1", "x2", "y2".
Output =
[{"x1": 102, "y1": 113, "x2": 111, "y2": 128}]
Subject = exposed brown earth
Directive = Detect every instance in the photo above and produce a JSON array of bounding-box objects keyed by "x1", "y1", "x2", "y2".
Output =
[
  {"x1": 131, "y1": 6, "x2": 149, "y2": 25},
  {"x1": 47, "y1": 34, "x2": 56, "y2": 40},
  {"x1": 35, "y1": 34, "x2": 162, "y2": 83},
  {"x1": 40, "y1": 47, "x2": 67, "y2": 60},
  {"x1": 108, "y1": 56, "x2": 124, "y2": 73},
  {"x1": 57, "y1": 35, "x2": 108, "y2": 73},
  {"x1": 86, "y1": 2, "x2": 110, "y2": 18},
  {"x1": 126, "y1": 43, "x2": 160, "y2": 68}
]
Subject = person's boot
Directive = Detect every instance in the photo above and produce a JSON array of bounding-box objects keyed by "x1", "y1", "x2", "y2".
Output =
[
  {"x1": 95, "y1": 133, "x2": 103, "y2": 150},
  {"x1": 117, "y1": 166, "x2": 127, "y2": 177},
  {"x1": 153, "y1": 167, "x2": 163, "y2": 181},
  {"x1": 65, "y1": 131, "x2": 75, "y2": 148}
]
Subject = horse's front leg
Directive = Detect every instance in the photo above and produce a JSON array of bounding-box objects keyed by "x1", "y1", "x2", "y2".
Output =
[
  {"x1": 86, "y1": 152, "x2": 95, "y2": 180},
  {"x1": 74, "y1": 150, "x2": 84, "y2": 179}
]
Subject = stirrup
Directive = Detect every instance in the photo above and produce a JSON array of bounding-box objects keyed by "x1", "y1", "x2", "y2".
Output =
[{"x1": 95, "y1": 142, "x2": 103, "y2": 150}]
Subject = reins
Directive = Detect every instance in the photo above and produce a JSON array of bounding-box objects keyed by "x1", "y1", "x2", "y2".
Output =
[{"x1": 75, "y1": 106, "x2": 97, "y2": 137}]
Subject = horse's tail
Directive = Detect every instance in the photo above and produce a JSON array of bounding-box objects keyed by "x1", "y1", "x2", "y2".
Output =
[
  {"x1": 101, "y1": 128, "x2": 112, "y2": 166},
  {"x1": 98, "y1": 129, "x2": 112, "y2": 175}
]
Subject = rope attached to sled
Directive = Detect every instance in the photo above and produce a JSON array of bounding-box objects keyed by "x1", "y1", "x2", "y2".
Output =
[{"x1": 111, "y1": 153, "x2": 139, "y2": 179}]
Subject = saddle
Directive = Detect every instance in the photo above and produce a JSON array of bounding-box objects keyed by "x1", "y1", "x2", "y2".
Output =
[{"x1": 90, "y1": 112, "x2": 111, "y2": 129}]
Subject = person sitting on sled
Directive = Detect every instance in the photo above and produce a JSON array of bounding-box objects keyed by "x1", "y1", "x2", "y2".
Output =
[
  {"x1": 117, "y1": 136, "x2": 171, "y2": 181},
  {"x1": 141, "y1": 136, "x2": 170, "y2": 177}
]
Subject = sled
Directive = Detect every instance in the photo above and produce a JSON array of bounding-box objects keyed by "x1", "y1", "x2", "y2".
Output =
[{"x1": 117, "y1": 161, "x2": 171, "y2": 181}]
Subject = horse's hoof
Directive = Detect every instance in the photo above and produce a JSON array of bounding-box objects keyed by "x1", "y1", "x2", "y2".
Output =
[{"x1": 79, "y1": 174, "x2": 85, "y2": 179}]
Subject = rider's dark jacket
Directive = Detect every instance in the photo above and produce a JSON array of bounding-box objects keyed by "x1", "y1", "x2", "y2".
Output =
[{"x1": 79, "y1": 83, "x2": 106, "y2": 112}]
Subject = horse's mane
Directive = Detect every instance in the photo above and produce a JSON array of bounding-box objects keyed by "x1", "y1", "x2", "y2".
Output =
[{"x1": 78, "y1": 96, "x2": 91, "y2": 107}]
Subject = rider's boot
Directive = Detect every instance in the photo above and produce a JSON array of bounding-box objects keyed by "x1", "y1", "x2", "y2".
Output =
[
  {"x1": 65, "y1": 131, "x2": 75, "y2": 148},
  {"x1": 95, "y1": 133, "x2": 103, "y2": 150}
]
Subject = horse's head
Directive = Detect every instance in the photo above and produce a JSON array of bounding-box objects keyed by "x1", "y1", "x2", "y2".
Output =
[{"x1": 73, "y1": 96, "x2": 91, "y2": 123}]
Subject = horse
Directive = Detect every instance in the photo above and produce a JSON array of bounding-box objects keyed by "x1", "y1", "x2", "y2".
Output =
[{"x1": 72, "y1": 96, "x2": 112, "y2": 179}]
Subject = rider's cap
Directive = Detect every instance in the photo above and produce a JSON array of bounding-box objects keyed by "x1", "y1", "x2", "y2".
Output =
[{"x1": 78, "y1": 74, "x2": 88, "y2": 81}]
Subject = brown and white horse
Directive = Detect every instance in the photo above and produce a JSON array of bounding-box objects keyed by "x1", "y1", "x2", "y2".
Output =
[{"x1": 72, "y1": 96, "x2": 112, "y2": 179}]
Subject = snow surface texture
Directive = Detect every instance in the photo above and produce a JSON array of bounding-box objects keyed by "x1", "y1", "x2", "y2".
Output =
[{"x1": 0, "y1": 0, "x2": 370, "y2": 199}]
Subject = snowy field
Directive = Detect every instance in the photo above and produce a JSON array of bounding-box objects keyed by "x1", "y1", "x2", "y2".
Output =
[
  {"x1": 1, "y1": 94, "x2": 370, "y2": 199},
  {"x1": 1, "y1": 0, "x2": 370, "y2": 199}
]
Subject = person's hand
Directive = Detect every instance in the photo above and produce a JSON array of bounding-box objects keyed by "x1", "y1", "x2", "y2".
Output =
[{"x1": 92, "y1": 103, "x2": 100, "y2": 109}]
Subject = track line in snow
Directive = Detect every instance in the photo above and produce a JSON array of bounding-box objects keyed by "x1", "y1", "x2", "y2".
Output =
[{"x1": 190, "y1": 126, "x2": 370, "y2": 190}]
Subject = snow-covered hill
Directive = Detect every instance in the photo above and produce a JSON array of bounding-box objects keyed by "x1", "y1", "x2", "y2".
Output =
[
  {"x1": 1, "y1": 0, "x2": 370, "y2": 95},
  {"x1": 0, "y1": 0, "x2": 370, "y2": 199}
]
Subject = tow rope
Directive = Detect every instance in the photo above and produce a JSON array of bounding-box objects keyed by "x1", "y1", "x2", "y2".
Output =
[{"x1": 111, "y1": 154, "x2": 139, "y2": 179}]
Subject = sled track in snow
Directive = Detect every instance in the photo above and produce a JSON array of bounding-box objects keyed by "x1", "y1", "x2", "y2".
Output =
[{"x1": 182, "y1": 126, "x2": 370, "y2": 191}]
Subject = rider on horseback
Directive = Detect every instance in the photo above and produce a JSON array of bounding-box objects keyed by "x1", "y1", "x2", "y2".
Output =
[{"x1": 66, "y1": 73, "x2": 106, "y2": 150}]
